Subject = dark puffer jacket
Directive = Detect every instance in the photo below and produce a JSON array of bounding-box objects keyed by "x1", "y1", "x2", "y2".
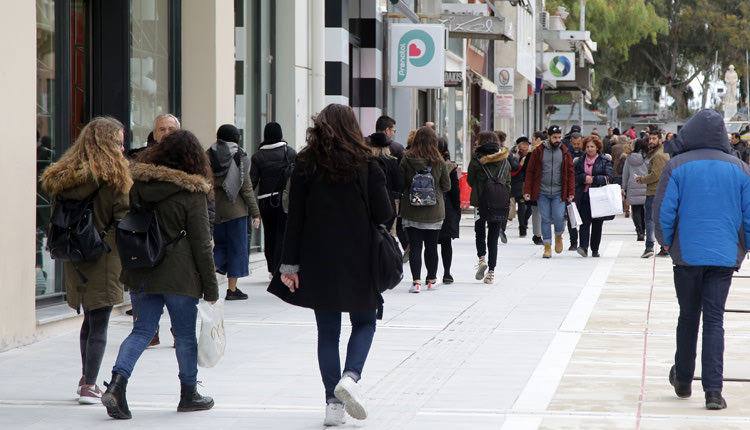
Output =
[{"x1": 250, "y1": 141, "x2": 297, "y2": 201}]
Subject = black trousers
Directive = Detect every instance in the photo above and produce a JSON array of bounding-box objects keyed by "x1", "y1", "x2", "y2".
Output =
[
  {"x1": 516, "y1": 199, "x2": 533, "y2": 231},
  {"x1": 566, "y1": 203, "x2": 578, "y2": 246},
  {"x1": 578, "y1": 196, "x2": 604, "y2": 253},
  {"x1": 80, "y1": 305, "x2": 113, "y2": 385},
  {"x1": 475, "y1": 219, "x2": 501, "y2": 270},
  {"x1": 631, "y1": 204, "x2": 645, "y2": 236},
  {"x1": 259, "y1": 199, "x2": 288, "y2": 273},
  {"x1": 407, "y1": 227, "x2": 439, "y2": 281},
  {"x1": 438, "y1": 236, "x2": 453, "y2": 277}
]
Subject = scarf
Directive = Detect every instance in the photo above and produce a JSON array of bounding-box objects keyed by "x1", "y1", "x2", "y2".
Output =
[
  {"x1": 208, "y1": 139, "x2": 250, "y2": 202},
  {"x1": 584, "y1": 153, "x2": 598, "y2": 192}
]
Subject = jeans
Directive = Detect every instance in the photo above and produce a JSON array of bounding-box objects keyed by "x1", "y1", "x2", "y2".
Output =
[
  {"x1": 314, "y1": 310, "x2": 377, "y2": 403},
  {"x1": 475, "y1": 219, "x2": 501, "y2": 270},
  {"x1": 113, "y1": 292, "x2": 199, "y2": 385},
  {"x1": 645, "y1": 195, "x2": 655, "y2": 249},
  {"x1": 631, "y1": 204, "x2": 645, "y2": 236},
  {"x1": 406, "y1": 227, "x2": 439, "y2": 281},
  {"x1": 80, "y1": 306, "x2": 113, "y2": 385},
  {"x1": 259, "y1": 199, "x2": 288, "y2": 273},
  {"x1": 537, "y1": 194, "x2": 566, "y2": 244},
  {"x1": 578, "y1": 196, "x2": 604, "y2": 253},
  {"x1": 673, "y1": 265, "x2": 733, "y2": 392}
]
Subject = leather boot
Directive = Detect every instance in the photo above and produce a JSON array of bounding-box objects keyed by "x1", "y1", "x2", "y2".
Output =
[
  {"x1": 543, "y1": 244, "x2": 552, "y2": 258},
  {"x1": 554, "y1": 235, "x2": 563, "y2": 253},
  {"x1": 177, "y1": 384, "x2": 215, "y2": 412},
  {"x1": 102, "y1": 372, "x2": 131, "y2": 419}
]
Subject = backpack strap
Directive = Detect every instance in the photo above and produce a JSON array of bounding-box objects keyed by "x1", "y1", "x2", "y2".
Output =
[{"x1": 480, "y1": 160, "x2": 507, "y2": 184}]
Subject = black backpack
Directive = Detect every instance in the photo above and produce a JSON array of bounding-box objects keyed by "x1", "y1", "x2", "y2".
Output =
[
  {"x1": 409, "y1": 166, "x2": 437, "y2": 206},
  {"x1": 271, "y1": 145, "x2": 294, "y2": 211},
  {"x1": 116, "y1": 204, "x2": 185, "y2": 270},
  {"x1": 47, "y1": 188, "x2": 111, "y2": 264},
  {"x1": 478, "y1": 160, "x2": 510, "y2": 223}
]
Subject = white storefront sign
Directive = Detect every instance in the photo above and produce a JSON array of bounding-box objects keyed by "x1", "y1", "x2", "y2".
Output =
[
  {"x1": 543, "y1": 52, "x2": 576, "y2": 82},
  {"x1": 495, "y1": 67, "x2": 514, "y2": 93},
  {"x1": 494, "y1": 94, "x2": 514, "y2": 119},
  {"x1": 390, "y1": 24, "x2": 445, "y2": 88}
]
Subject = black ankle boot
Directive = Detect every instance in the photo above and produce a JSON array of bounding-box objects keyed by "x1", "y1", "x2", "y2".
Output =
[
  {"x1": 177, "y1": 384, "x2": 215, "y2": 412},
  {"x1": 102, "y1": 372, "x2": 131, "y2": 419}
]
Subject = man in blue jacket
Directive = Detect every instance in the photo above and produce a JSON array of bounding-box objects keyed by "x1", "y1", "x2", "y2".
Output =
[{"x1": 655, "y1": 109, "x2": 750, "y2": 410}]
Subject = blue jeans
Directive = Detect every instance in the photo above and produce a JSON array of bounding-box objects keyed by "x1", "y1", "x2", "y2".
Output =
[
  {"x1": 314, "y1": 310, "x2": 377, "y2": 403},
  {"x1": 673, "y1": 266, "x2": 733, "y2": 392},
  {"x1": 645, "y1": 195, "x2": 655, "y2": 249},
  {"x1": 113, "y1": 292, "x2": 199, "y2": 385},
  {"x1": 537, "y1": 193, "x2": 566, "y2": 244}
]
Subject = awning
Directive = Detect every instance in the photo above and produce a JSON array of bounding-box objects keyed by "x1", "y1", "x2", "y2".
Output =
[{"x1": 467, "y1": 69, "x2": 497, "y2": 94}]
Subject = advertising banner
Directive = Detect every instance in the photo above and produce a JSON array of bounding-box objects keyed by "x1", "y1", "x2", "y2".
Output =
[
  {"x1": 390, "y1": 24, "x2": 445, "y2": 88},
  {"x1": 494, "y1": 94, "x2": 514, "y2": 119},
  {"x1": 495, "y1": 67, "x2": 514, "y2": 93},
  {"x1": 543, "y1": 52, "x2": 576, "y2": 82}
]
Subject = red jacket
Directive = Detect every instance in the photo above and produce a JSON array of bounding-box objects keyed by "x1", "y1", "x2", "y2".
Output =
[{"x1": 523, "y1": 142, "x2": 575, "y2": 202}]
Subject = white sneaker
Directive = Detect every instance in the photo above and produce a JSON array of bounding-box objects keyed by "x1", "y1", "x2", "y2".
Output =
[
  {"x1": 409, "y1": 282, "x2": 421, "y2": 293},
  {"x1": 334, "y1": 376, "x2": 367, "y2": 420},
  {"x1": 323, "y1": 402, "x2": 346, "y2": 426},
  {"x1": 426, "y1": 280, "x2": 437, "y2": 290},
  {"x1": 475, "y1": 259, "x2": 488, "y2": 280},
  {"x1": 483, "y1": 270, "x2": 494, "y2": 284}
]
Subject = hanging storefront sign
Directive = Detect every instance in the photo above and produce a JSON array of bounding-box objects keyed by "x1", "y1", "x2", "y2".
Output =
[
  {"x1": 543, "y1": 52, "x2": 576, "y2": 82},
  {"x1": 444, "y1": 71, "x2": 463, "y2": 87},
  {"x1": 495, "y1": 67, "x2": 513, "y2": 93},
  {"x1": 390, "y1": 24, "x2": 445, "y2": 88},
  {"x1": 494, "y1": 94, "x2": 514, "y2": 119}
]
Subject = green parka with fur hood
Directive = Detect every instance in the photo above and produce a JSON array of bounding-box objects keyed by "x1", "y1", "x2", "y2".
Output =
[
  {"x1": 120, "y1": 163, "x2": 219, "y2": 301},
  {"x1": 467, "y1": 144, "x2": 511, "y2": 207}
]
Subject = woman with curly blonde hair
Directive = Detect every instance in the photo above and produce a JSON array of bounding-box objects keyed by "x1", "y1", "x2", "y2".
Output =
[{"x1": 40, "y1": 116, "x2": 132, "y2": 404}]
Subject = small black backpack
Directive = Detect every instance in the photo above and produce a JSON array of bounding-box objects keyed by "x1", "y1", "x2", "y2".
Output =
[
  {"x1": 478, "y1": 160, "x2": 510, "y2": 223},
  {"x1": 116, "y1": 204, "x2": 185, "y2": 270},
  {"x1": 409, "y1": 166, "x2": 437, "y2": 206},
  {"x1": 47, "y1": 188, "x2": 110, "y2": 264}
]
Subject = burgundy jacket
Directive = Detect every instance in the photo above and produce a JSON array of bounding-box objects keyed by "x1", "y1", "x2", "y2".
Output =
[{"x1": 523, "y1": 142, "x2": 575, "y2": 202}]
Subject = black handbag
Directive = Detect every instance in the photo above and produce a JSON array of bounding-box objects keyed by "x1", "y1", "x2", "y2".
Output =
[
  {"x1": 355, "y1": 167, "x2": 403, "y2": 294},
  {"x1": 116, "y1": 205, "x2": 185, "y2": 270}
]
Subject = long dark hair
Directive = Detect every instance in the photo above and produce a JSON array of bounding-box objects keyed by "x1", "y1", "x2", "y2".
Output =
[
  {"x1": 406, "y1": 126, "x2": 443, "y2": 166},
  {"x1": 299, "y1": 104, "x2": 372, "y2": 182},
  {"x1": 138, "y1": 129, "x2": 215, "y2": 197},
  {"x1": 437, "y1": 137, "x2": 451, "y2": 161},
  {"x1": 634, "y1": 137, "x2": 649, "y2": 156}
]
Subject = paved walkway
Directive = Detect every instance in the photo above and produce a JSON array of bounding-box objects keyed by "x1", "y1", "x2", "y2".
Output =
[{"x1": 2, "y1": 214, "x2": 750, "y2": 429}]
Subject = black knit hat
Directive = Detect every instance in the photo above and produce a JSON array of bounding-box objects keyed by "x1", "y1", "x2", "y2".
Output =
[
  {"x1": 369, "y1": 132, "x2": 389, "y2": 147},
  {"x1": 570, "y1": 124, "x2": 581, "y2": 133},
  {"x1": 217, "y1": 124, "x2": 241, "y2": 143},
  {"x1": 547, "y1": 125, "x2": 562, "y2": 136},
  {"x1": 263, "y1": 122, "x2": 283, "y2": 145},
  {"x1": 515, "y1": 136, "x2": 530, "y2": 145}
]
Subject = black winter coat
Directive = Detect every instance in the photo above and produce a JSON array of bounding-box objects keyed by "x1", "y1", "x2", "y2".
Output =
[
  {"x1": 573, "y1": 153, "x2": 614, "y2": 206},
  {"x1": 440, "y1": 161, "x2": 461, "y2": 240},
  {"x1": 268, "y1": 160, "x2": 392, "y2": 312},
  {"x1": 250, "y1": 142, "x2": 297, "y2": 200},
  {"x1": 374, "y1": 154, "x2": 403, "y2": 227},
  {"x1": 509, "y1": 145, "x2": 530, "y2": 198}
]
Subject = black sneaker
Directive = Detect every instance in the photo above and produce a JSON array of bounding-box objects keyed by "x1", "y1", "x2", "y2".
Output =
[
  {"x1": 636, "y1": 234, "x2": 645, "y2": 241},
  {"x1": 499, "y1": 230, "x2": 508, "y2": 244},
  {"x1": 705, "y1": 391, "x2": 727, "y2": 410},
  {"x1": 225, "y1": 288, "x2": 248, "y2": 300},
  {"x1": 576, "y1": 247, "x2": 588, "y2": 257},
  {"x1": 568, "y1": 244, "x2": 578, "y2": 251},
  {"x1": 657, "y1": 249, "x2": 669, "y2": 256},
  {"x1": 641, "y1": 248, "x2": 654, "y2": 258},
  {"x1": 519, "y1": 227, "x2": 527, "y2": 238},
  {"x1": 669, "y1": 365, "x2": 692, "y2": 398},
  {"x1": 442, "y1": 274, "x2": 454, "y2": 284},
  {"x1": 532, "y1": 235, "x2": 544, "y2": 245},
  {"x1": 592, "y1": 251, "x2": 600, "y2": 258}
]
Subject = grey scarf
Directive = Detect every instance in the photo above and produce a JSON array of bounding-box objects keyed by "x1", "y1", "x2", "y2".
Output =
[{"x1": 209, "y1": 139, "x2": 250, "y2": 203}]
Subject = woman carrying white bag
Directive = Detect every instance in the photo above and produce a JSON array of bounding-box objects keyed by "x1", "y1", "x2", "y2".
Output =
[{"x1": 573, "y1": 135, "x2": 614, "y2": 257}]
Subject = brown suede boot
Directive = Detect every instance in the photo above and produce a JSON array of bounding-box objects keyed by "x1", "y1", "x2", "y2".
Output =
[
  {"x1": 555, "y1": 235, "x2": 563, "y2": 253},
  {"x1": 543, "y1": 244, "x2": 552, "y2": 258}
]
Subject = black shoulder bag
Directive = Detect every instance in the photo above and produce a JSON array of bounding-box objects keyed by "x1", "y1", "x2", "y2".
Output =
[{"x1": 116, "y1": 204, "x2": 186, "y2": 270}]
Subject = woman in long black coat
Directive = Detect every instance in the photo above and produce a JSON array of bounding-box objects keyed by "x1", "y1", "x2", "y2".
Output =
[
  {"x1": 437, "y1": 138, "x2": 460, "y2": 284},
  {"x1": 267, "y1": 104, "x2": 392, "y2": 426}
]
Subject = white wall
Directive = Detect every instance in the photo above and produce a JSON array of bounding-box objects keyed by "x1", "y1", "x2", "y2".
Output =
[{"x1": 0, "y1": 1, "x2": 37, "y2": 350}]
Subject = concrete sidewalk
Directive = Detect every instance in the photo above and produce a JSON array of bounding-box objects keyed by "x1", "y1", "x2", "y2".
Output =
[{"x1": 2, "y1": 214, "x2": 750, "y2": 429}]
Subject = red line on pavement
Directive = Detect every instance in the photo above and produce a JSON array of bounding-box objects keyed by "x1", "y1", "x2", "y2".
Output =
[{"x1": 635, "y1": 256, "x2": 657, "y2": 430}]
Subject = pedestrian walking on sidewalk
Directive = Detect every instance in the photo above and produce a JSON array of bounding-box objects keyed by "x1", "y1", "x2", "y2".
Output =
[
  {"x1": 655, "y1": 109, "x2": 750, "y2": 410},
  {"x1": 437, "y1": 138, "x2": 461, "y2": 284},
  {"x1": 523, "y1": 125, "x2": 575, "y2": 258},
  {"x1": 468, "y1": 131, "x2": 511, "y2": 284},
  {"x1": 40, "y1": 117, "x2": 132, "y2": 405},
  {"x1": 250, "y1": 122, "x2": 297, "y2": 278},
  {"x1": 400, "y1": 127, "x2": 451, "y2": 292},
  {"x1": 573, "y1": 135, "x2": 613, "y2": 257},
  {"x1": 622, "y1": 138, "x2": 648, "y2": 241},
  {"x1": 102, "y1": 130, "x2": 218, "y2": 420},
  {"x1": 566, "y1": 133, "x2": 584, "y2": 250},
  {"x1": 529, "y1": 131, "x2": 546, "y2": 245},
  {"x1": 636, "y1": 129, "x2": 670, "y2": 258},
  {"x1": 509, "y1": 136, "x2": 532, "y2": 238},
  {"x1": 367, "y1": 131, "x2": 403, "y2": 235},
  {"x1": 268, "y1": 104, "x2": 392, "y2": 426},
  {"x1": 208, "y1": 124, "x2": 261, "y2": 300}
]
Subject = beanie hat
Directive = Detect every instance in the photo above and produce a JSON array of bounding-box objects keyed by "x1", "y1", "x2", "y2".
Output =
[
  {"x1": 515, "y1": 136, "x2": 530, "y2": 145},
  {"x1": 262, "y1": 122, "x2": 283, "y2": 146},
  {"x1": 570, "y1": 124, "x2": 581, "y2": 133},
  {"x1": 217, "y1": 124, "x2": 241, "y2": 143},
  {"x1": 547, "y1": 125, "x2": 562, "y2": 136},
  {"x1": 369, "y1": 132, "x2": 389, "y2": 147}
]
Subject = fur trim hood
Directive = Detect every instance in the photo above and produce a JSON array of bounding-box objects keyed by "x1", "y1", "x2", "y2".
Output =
[
  {"x1": 479, "y1": 147, "x2": 509, "y2": 165},
  {"x1": 41, "y1": 152, "x2": 132, "y2": 197},
  {"x1": 130, "y1": 163, "x2": 211, "y2": 194}
]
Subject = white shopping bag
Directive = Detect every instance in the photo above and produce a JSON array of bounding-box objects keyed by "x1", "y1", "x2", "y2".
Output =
[
  {"x1": 197, "y1": 299, "x2": 226, "y2": 368},
  {"x1": 567, "y1": 202, "x2": 583, "y2": 228},
  {"x1": 589, "y1": 183, "x2": 624, "y2": 219}
]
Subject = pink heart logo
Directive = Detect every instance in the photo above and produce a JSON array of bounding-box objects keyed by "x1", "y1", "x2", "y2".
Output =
[{"x1": 409, "y1": 44, "x2": 422, "y2": 57}]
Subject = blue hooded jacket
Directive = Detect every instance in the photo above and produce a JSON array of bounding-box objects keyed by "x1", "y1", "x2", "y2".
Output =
[{"x1": 655, "y1": 109, "x2": 750, "y2": 268}]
